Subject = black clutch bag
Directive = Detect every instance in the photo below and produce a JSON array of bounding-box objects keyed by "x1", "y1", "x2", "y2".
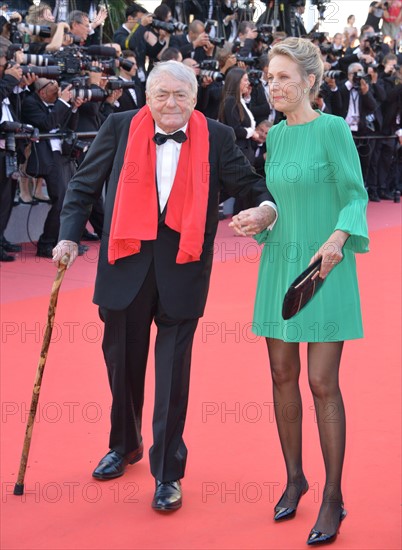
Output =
[{"x1": 282, "y1": 259, "x2": 324, "y2": 320}]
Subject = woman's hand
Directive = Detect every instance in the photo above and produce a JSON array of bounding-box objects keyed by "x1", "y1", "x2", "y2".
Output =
[
  {"x1": 229, "y1": 206, "x2": 276, "y2": 237},
  {"x1": 310, "y1": 230, "x2": 349, "y2": 279}
]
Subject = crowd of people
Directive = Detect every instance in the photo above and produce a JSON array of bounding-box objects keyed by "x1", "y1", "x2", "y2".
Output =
[{"x1": 0, "y1": 0, "x2": 401, "y2": 261}]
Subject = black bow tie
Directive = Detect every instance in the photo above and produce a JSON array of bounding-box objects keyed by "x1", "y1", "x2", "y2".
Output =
[{"x1": 153, "y1": 131, "x2": 187, "y2": 146}]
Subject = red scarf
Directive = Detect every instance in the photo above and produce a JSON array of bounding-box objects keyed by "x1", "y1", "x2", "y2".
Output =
[{"x1": 108, "y1": 105, "x2": 210, "y2": 265}]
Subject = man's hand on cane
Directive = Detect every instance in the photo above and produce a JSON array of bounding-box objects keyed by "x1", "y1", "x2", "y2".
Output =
[{"x1": 52, "y1": 240, "x2": 78, "y2": 269}]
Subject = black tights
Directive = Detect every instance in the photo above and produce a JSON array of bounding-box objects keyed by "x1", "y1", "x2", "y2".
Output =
[{"x1": 267, "y1": 338, "x2": 345, "y2": 534}]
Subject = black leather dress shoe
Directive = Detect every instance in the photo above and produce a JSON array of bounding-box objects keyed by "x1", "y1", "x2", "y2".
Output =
[
  {"x1": 0, "y1": 248, "x2": 15, "y2": 262},
  {"x1": 307, "y1": 508, "x2": 347, "y2": 546},
  {"x1": 368, "y1": 191, "x2": 381, "y2": 202},
  {"x1": 1, "y1": 239, "x2": 22, "y2": 253},
  {"x1": 82, "y1": 229, "x2": 100, "y2": 241},
  {"x1": 92, "y1": 444, "x2": 144, "y2": 480},
  {"x1": 152, "y1": 480, "x2": 182, "y2": 512},
  {"x1": 378, "y1": 190, "x2": 394, "y2": 200}
]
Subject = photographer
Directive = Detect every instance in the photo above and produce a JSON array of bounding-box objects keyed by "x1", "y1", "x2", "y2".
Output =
[
  {"x1": 195, "y1": 44, "x2": 237, "y2": 119},
  {"x1": 143, "y1": 3, "x2": 172, "y2": 69},
  {"x1": 22, "y1": 77, "x2": 87, "y2": 257},
  {"x1": 378, "y1": 59, "x2": 402, "y2": 195},
  {"x1": 338, "y1": 62, "x2": 380, "y2": 193},
  {"x1": 249, "y1": 54, "x2": 282, "y2": 126},
  {"x1": 314, "y1": 72, "x2": 343, "y2": 115},
  {"x1": 68, "y1": 9, "x2": 107, "y2": 47},
  {"x1": 364, "y1": 2, "x2": 385, "y2": 32},
  {"x1": 113, "y1": 4, "x2": 163, "y2": 82},
  {"x1": 0, "y1": 47, "x2": 22, "y2": 261},
  {"x1": 171, "y1": 19, "x2": 214, "y2": 64},
  {"x1": 23, "y1": 20, "x2": 71, "y2": 53},
  {"x1": 236, "y1": 21, "x2": 258, "y2": 58},
  {"x1": 114, "y1": 50, "x2": 145, "y2": 113}
]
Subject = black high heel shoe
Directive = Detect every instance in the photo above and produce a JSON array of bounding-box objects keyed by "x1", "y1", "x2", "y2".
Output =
[
  {"x1": 306, "y1": 507, "x2": 347, "y2": 545},
  {"x1": 274, "y1": 479, "x2": 309, "y2": 521}
]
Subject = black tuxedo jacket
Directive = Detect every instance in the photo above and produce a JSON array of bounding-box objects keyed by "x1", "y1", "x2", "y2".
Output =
[
  {"x1": 114, "y1": 81, "x2": 145, "y2": 113},
  {"x1": 22, "y1": 92, "x2": 78, "y2": 175},
  {"x1": 59, "y1": 112, "x2": 274, "y2": 318}
]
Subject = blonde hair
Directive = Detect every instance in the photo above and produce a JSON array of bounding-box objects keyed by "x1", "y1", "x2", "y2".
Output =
[{"x1": 269, "y1": 37, "x2": 323, "y2": 97}]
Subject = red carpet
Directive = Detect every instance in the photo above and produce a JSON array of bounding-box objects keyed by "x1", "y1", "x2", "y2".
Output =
[{"x1": 1, "y1": 202, "x2": 400, "y2": 549}]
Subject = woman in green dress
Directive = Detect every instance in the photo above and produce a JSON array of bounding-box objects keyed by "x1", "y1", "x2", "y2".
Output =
[{"x1": 230, "y1": 38, "x2": 369, "y2": 545}]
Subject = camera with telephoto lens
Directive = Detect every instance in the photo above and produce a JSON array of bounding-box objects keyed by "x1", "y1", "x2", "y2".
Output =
[
  {"x1": 118, "y1": 57, "x2": 135, "y2": 72},
  {"x1": 21, "y1": 64, "x2": 61, "y2": 77},
  {"x1": 106, "y1": 78, "x2": 137, "y2": 91},
  {"x1": 17, "y1": 23, "x2": 51, "y2": 38},
  {"x1": 319, "y1": 43, "x2": 343, "y2": 57},
  {"x1": 235, "y1": 55, "x2": 258, "y2": 67},
  {"x1": 62, "y1": 131, "x2": 91, "y2": 159},
  {"x1": 170, "y1": 19, "x2": 187, "y2": 32},
  {"x1": 198, "y1": 69, "x2": 224, "y2": 82},
  {"x1": 323, "y1": 70, "x2": 343, "y2": 79},
  {"x1": 68, "y1": 77, "x2": 107, "y2": 101},
  {"x1": 150, "y1": 19, "x2": 175, "y2": 34},
  {"x1": 200, "y1": 59, "x2": 219, "y2": 70},
  {"x1": 198, "y1": 60, "x2": 223, "y2": 82},
  {"x1": 209, "y1": 36, "x2": 225, "y2": 47},
  {"x1": 247, "y1": 69, "x2": 263, "y2": 86},
  {"x1": 19, "y1": 53, "x2": 56, "y2": 66},
  {"x1": 352, "y1": 71, "x2": 370, "y2": 88}
]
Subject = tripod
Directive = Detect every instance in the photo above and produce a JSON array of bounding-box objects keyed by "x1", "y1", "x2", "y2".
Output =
[{"x1": 257, "y1": 0, "x2": 287, "y2": 33}]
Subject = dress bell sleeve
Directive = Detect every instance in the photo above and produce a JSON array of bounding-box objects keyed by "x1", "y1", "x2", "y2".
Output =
[{"x1": 327, "y1": 116, "x2": 370, "y2": 254}]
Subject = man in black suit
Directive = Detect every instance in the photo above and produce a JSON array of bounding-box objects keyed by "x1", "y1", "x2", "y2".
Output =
[
  {"x1": 337, "y1": 63, "x2": 378, "y2": 191},
  {"x1": 53, "y1": 61, "x2": 276, "y2": 512},
  {"x1": 22, "y1": 77, "x2": 86, "y2": 257},
  {"x1": 114, "y1": 50, "x2": 145, "y2": 113},
  {"x1": 0, "y1": 49, "x2": 23, "y2": 262}
]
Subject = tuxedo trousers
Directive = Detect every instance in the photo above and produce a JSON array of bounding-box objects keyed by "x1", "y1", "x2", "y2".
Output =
[{"x1": 99, "y1": 262, "x2": 199, "y2": 482}]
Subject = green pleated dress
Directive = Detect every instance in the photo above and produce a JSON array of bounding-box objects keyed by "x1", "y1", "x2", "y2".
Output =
[{"x1": 253, "y1": 112, "x2": 369, "y2": 342}]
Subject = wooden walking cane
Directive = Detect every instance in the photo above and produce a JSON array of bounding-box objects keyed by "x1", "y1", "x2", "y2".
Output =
[{"x1": 14, "y1": 253, "x2": 70, "y2": 496}]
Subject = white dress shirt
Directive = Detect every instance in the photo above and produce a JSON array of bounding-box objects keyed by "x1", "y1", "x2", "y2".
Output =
[{"x1": 155, "y1": 123, "x2": 188, "y2": 212}]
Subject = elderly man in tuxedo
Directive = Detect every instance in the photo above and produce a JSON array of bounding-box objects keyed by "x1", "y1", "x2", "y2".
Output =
[{"x1": 53, "y1": 61, "x2": 276, "y2": 512}]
